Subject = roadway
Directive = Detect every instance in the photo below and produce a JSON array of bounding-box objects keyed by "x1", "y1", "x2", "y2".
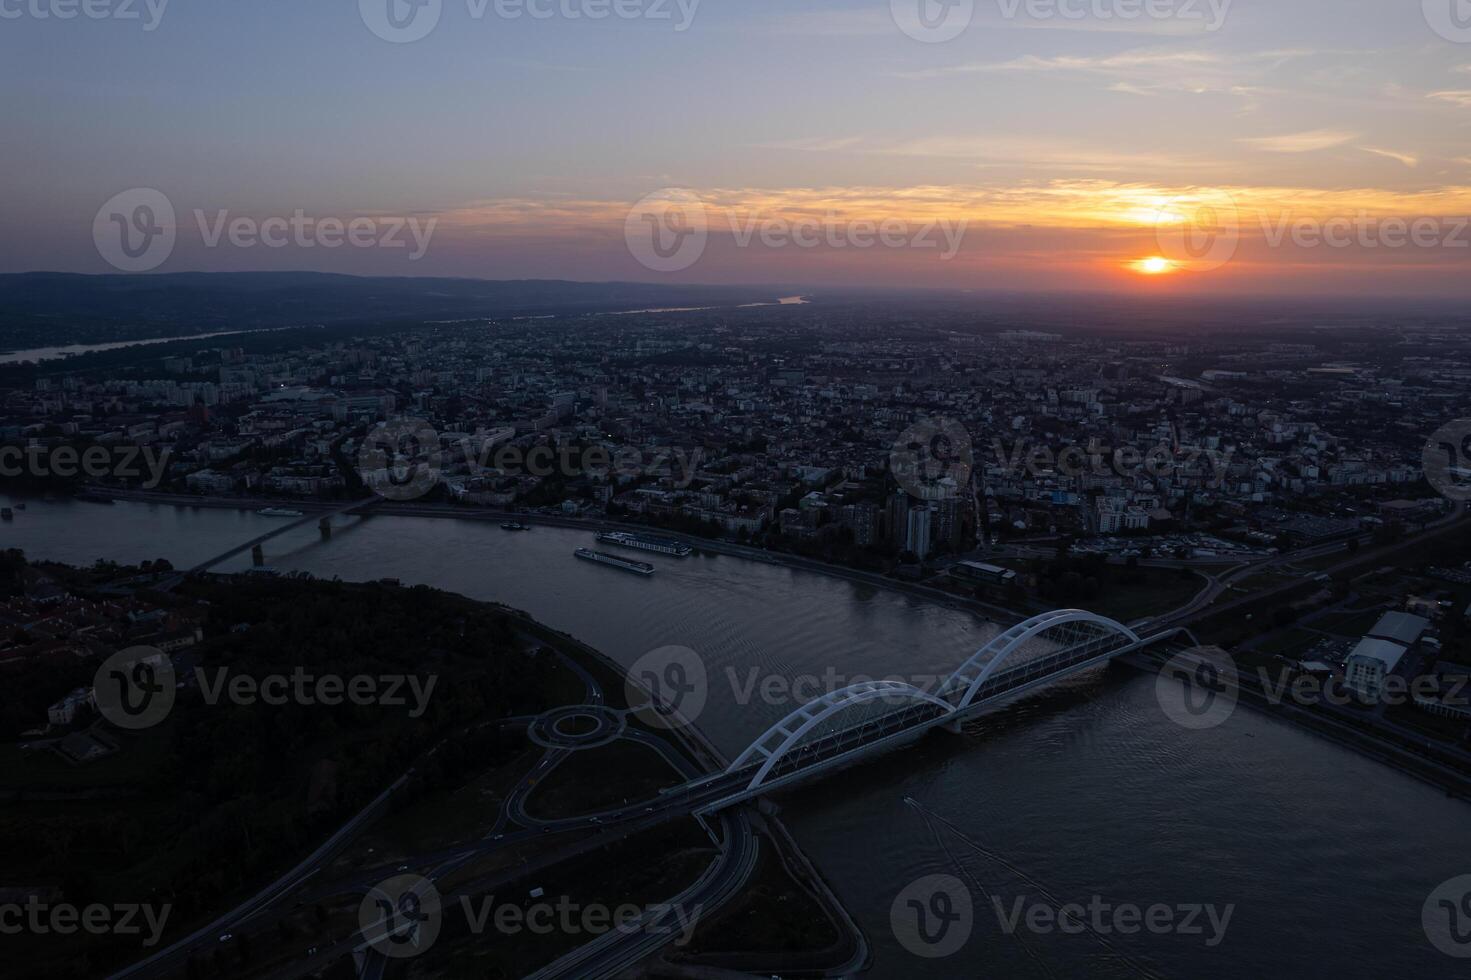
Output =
[
  {"x1": 111, "y1": 636, "x2": 758, "y2": 980},
  {"x1": 1155, "y1": 500, "x2": 1468, "y2": 629}
]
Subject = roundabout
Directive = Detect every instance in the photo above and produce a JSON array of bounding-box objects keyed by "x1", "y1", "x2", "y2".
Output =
[{"x1": 528, "y1": 703, "x2": 627, "y2": 750}]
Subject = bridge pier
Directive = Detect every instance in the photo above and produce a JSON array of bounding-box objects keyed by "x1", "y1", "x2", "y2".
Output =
[
  {"x1": 319, "y1": 517, "x2": 332, "y2": 540},
  {"x1": 251, "y1": 544, "x2": 264, "y2": 566},
  {"x1": 943, "y1": 718, "x2": 964, "y2": 735}
]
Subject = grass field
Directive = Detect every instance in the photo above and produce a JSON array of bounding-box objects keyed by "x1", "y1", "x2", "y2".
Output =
[
  {"x1": 1073, "y1": 568, "x2": 1206, "y2": 623},
  {"x1": 523, "y1": 740, "x2": 685, "y2": 819},
  {"x1": 1253, "y1": 628, "x2": 1327, "y2": 659},
  {"x1": 1309, "y1": 608, "x2": 1387, "y2": 638}
]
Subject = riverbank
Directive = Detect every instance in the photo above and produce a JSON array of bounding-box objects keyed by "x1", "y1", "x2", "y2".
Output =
[
  {"x1": 1127, "y1": 646, "x2": 1471, "y2": 803},
  {"x1": 94, "y1": 488, "x2": 1031, "y2": 625}
]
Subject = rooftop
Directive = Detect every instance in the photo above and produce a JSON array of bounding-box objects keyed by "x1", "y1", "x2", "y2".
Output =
[
  {"x1": 1367, "y1": 611, "x2": 1431, "y2": 646},
  {"x1": 1346, "y1": 637, "x2": 1408, "y2": 673}
]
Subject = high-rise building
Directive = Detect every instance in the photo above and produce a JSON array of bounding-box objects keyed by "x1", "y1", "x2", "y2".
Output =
[{"x1": 904, "y1": 504, "x2": 932, "y2": 559}]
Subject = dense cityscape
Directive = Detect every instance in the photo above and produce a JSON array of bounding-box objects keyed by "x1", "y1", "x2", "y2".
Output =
[{"x1": 8, "y1": 307, "x2": 1467, "y2": 564}]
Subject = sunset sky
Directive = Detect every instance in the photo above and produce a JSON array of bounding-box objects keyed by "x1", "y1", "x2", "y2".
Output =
[{"x1": 4, "y1": 0, "x2": 1471, "y2": 296}]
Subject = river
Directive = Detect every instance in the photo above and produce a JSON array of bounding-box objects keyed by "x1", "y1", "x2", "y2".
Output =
[
  {"x1": 6, "y1": 498, "x2": 1461, "y2": 978},
  {"x1": 0, "y1": 329, "x2": 279, "y2": 365}
]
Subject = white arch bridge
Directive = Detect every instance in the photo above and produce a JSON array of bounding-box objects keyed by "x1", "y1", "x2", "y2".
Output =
[{"x1": 691, "y1": 611, "x2": 1178, "y2": 811}]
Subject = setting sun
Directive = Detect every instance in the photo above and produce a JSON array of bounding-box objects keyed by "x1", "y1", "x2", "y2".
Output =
[{"x1": 1133, "y1": 257, "x2": 1176, "y2": 275}]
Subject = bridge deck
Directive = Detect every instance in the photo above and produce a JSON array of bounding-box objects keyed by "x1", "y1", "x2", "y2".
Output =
[
  {"x1": 699, "y1": 627, "x2": 1185, "y2": 812},
  {"x1": 188, "y1": 498, "x2": 381, "y2": 574}
]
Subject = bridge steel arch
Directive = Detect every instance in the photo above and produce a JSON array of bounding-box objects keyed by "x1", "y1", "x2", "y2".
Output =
[
  {"x1": 727, "y1": 681, "x2": 954, "y2": 792},
  {"x1": 721, "y1": 610, "x2": 1143, "y2": 797},
  {"x1": 940, "y1": 609, "x2": 1140, "y2": 710}
]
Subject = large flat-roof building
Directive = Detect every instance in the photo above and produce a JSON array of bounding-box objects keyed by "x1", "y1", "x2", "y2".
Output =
[{"x1": 1344, "y1": 612, "x2": 1430, "y2": 701}]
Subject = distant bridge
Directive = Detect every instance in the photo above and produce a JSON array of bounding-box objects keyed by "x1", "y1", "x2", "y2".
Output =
[
  {"x1": 187, "y1": 498, "x2": 382, "y2": 575},
  {"x1": 692, "y1": 611, "x2": 1175, "y2": 811}
]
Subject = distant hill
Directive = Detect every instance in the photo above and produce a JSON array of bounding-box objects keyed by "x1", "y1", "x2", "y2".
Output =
[{"x1": 0, "y1": 272, "x2": 791, "y2": 349}]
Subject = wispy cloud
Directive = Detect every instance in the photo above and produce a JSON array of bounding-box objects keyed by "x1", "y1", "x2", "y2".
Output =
[
  {"x1": 743, "y1": 134, "x2": 1203, "y2": 175},
  {"x1": 1428, "y1": 90, "x2": 1471, "y2": 107},
  {"x1": 762, "y1": 7, "x2": 1219, "y2": 38},
  {"x1": 1359, "y1": 146, "x2": 1419, "y2": 167},
  {"x1": 1238, "y1": 129, "x2": 1359, "y2": 153},
  {"x1": 433, "y1": 182, "x2": 1471, "y2": 236},
  {"x1": 752, "y1": 136, "x2": 866, "y2": 153},
  {"x1": 891, "y1": 46, "x2": 1323, "y2": 103}
]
